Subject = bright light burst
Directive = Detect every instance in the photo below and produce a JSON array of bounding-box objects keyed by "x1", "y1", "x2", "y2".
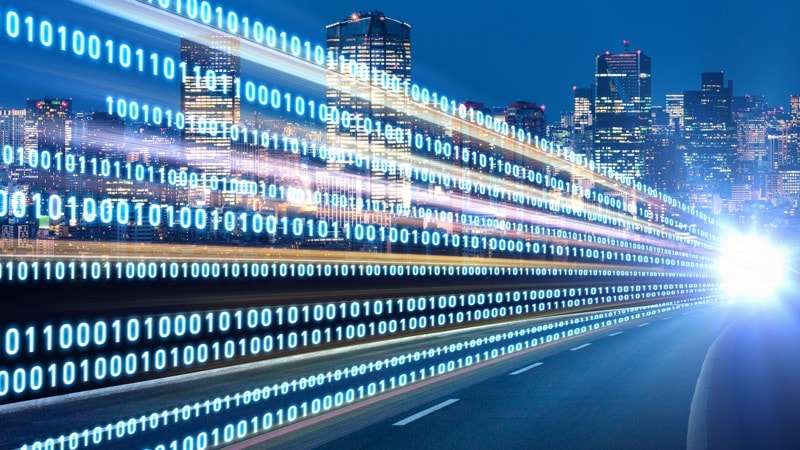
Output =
[{"x1": 717, "y1": 232, "x2": 789, "y2": 301}]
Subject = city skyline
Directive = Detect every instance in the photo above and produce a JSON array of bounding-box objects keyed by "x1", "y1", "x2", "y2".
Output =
[
  {"x1": 2, "y1": 0, "x2": 800, "y2": 116},
  {"x1": 3, "y1": 4, "x2": 799, "y2": 224},
  {"x1": 2, "y1": 4, "x2": 799, "y2": 450}
]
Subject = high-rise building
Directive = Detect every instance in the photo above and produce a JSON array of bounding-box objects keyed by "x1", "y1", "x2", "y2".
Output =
[
  {"x1": 505, "y1": 101, "x2": 546, "y2": 140},
  {"x1": 323, "y1": 11, "x2": 412, "y2": 230},
  {"x1": 593, "y1": 46, "x2": 652, "y2": 180},
  {"x1": 682, "y1": 72, "x2": 736, "y2": 209},
  {"x1": 21, "y1": 98, "x2": 73, "y2": 190},
  {"x1": 180, "y1": 35, "x2": 240, "y2": 206},
  {"x1": 791, "y1": 95, "x2": 800, "y2": 122},
  {"x1": 665, "y1": 93, "x2": 684, "y2": 133},
  {"x1": 571, "y1": 85, "x2": 594, "y2": 159},
  {"x1": 0, "y1": 108, "x2": 24, "y2": 187},
  {"x1": 647, "y1": 106, "x2": 682, "y2": 193},
  {"x1": 789, "y1": 95, "x2": 800, "y2": 169},
  {"x1": 0, "y1": 108, "x2": 25, "y2": 149},
  {"x1": 733, "y1": 94, "x2": 767, "y2": 164}
]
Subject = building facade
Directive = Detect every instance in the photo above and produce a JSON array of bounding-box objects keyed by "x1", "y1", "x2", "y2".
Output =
[
  {"x1": 682, "y1": 72, "x2": 737, "y2": 211},
  {"x1": 180, "y1": 35, "x2": 241, "y2": 206},
  {"x1": 593, "y1": 48, "x2": 652, "y2": 181},
  {"x1": 323, "y1": 11, "x2": 412, "y2": 231}
]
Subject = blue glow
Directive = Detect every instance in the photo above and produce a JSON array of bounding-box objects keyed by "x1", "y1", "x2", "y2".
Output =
[{"x1": 718, "y1": 232, "x2": 789, "y2": 301}]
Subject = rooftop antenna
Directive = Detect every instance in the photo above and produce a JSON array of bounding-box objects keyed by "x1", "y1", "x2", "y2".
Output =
[{"x1": 623, "y1": 39, "x2": 631, "y2": 52}]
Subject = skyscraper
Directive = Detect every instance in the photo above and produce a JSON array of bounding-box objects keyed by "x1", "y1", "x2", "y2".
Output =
[
  {"x1": 323, "y1": 11, "x2": 412, "y2": 228},
  {"x1": 647, "y1": 106, "x2": 682, "y2": 193},
  {"x1": 733, "y1": 94, "x2": 767, "y2": 164},
  {"x1": 665, "y1": 93, "x2": 684, "y2": 133},
  {"x1": 593, "y1": 46, "x2": 652, "y2": 181},
  {"x1": 0, "y1": 108, "x2": 24, "y2": 190},
  {"x1": 180, "y1": 35, "x2": 240, "y2": 206},
  {"x1": 682, "y1": 72, "x2": 736, "y2": 209},
  {"x1": 0, "y1": 108, "x2": 25, "y2": 150},
  {"x1": 789, "y1": 95, "x2": 800, "y2": 168},
  {"x1": 572, "y1": 85, "x2": 594, "y2": 159},
  {"x1": 21, "y1": 98, "x2": 73, "y2": 190},
  {"x1": 505, "y1": 101, "x2": 546, "y2": 140}
]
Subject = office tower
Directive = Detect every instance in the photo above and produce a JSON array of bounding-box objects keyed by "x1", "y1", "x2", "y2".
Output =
[
  {"x1": 548, "y1": 112, "x2": 572, "y2": 150},
  {"x1": 767, "y1": 129, "x2": 792, "y2": 170},
  {"x1": 0, "y1": 108, "x2": 25, "y2": 149},
  {"x1": 180, "y1": 35, "x2": 240, "y2": 206},
  {"x1": 789, "y1": 95, "x2": 800, "y2": 168},
  {"x1": 764, "y1": 105, "x2": 796, "y2": 201},
  {"x1": 665, "y1": 94, "x2": 684, "y2": 133},
  {"x1": 647, "y1": 106, "x2": 682, "y2": 193},
  {"x1": 593, "y1": 46, "x2": 652, "y2": 181},
  {"x1": 733, "y1": 94, "x2": 767, "y2": 164},
  {"x1": 506, "y1": 101, "x2": 546, "y2": 141},
  {"x1": 572, "y1": 85, "x2": 594, "y2": 158},
  {"x1": 324, "y1": 11, "x2": 412, "y2": 230},
  {"x1": 0, "y1": 108, "x2": 24, "y2": 193},
  {"x1": 21, "y1": 98, "x2": 73, "y2": 190},
  {"x1": 682, "y1": 72, "x2": 737, "y2": 210}
]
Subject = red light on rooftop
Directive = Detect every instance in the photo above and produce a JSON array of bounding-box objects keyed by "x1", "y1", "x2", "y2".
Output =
[
  {"x1": 351, "y1": 13, "x2": 360, "y2": 21},
  {"x1": 572, "y1": 85, "x2": 577, "y2": 91}
]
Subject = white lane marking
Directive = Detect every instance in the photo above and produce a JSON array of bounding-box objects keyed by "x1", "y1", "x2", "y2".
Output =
[
  {"x1": 393, "y1": 399, "x2": 460, "y2": 426},
  {"x1": 570, "y1": 343, "x2": 592, "y2": 351},
  {"x1": 637, "y1": 322, "x2": 650, "y2": 327},
  {"x1": 662, "y1": 316, "x2": 673, "y2": 320},
  {"x1": 609, "y1": 331, "x2": 623, "y2": 337},
  {"x1": 510, "y1": 362, "x2": 544, "y2": 375}
]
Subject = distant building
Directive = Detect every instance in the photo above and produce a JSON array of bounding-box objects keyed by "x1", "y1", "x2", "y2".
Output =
[
  {"x1": 548, "y1": 112, "x2": 572, "y2": 150},
  {"x1": 593, "y1": 45, "x2": 652, "y2": 180},
  {"x1": 733, "y1": 94, "x2": 767, "y2": 164},
  {"x1": 21, "y1": 98, "x2": 73, "y2": 190},
  {"x1": 682, "y1": 72, "x2": 737, "y2": 210},
  {"x1": 729, "y1": 94, "x2": 769, "y2": 209},
  {"x1": 665, "y1": 93, "x2": 684, "y2": 133},
  {"x1": 768, "y1": 166, "x2": 800, "y2": 199},
  {"x1": 323, "y1": 11, "x2": 412, "y2": 230},
  {"x1": 0, "y1": 108, "x2": 25, "y2": 149},
  {"x1": 180, "y1": 35, "x2": 240, "y2": 206},
  {"x1": 505, "y1": 101, "x2": 546, "y2": 140},
  {"x1": 572, "y1": 85, "x2": 594, "y2": 158},
  {"x1": 0, "y1": 107, "x2": 25, "y2": 186},
  {"x1": 789, "y1": 95, "x2": 800, "y2": 169},
  {"x1": 647, "y1": 106, "x2": 682, "y2": 193}
]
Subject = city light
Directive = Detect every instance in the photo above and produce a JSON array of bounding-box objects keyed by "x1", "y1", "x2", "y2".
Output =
[
  {"x1": 717, "y1": 231, "x2": 789, "y2": 301},
  {"x1": 1, "y1": 0, "x2": 799, "y2": 448}
]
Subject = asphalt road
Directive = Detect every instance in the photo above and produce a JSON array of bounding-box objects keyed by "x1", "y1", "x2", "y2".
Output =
[
  {"x1": 12, "y1": 298, "x2": 799, "y2": 450},
  {"x1": 1, "y1": 302, "x2": 693, "y2": 450},
  {"x1": 299, "y1": 303, "x2": 733, "y2": 450}
]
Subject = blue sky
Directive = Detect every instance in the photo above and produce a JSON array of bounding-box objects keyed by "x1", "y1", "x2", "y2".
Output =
[
  {"x1": 1, "y1": 0, "x2": 798, "y2": 115},
  {"x1": 255, "y1": 0, "x2": 799, "y2": 113}
]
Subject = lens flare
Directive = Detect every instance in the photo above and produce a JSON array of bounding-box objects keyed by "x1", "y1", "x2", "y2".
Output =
[{"x1": 717, "y1": 232, "x2": 789, "y2": 301}]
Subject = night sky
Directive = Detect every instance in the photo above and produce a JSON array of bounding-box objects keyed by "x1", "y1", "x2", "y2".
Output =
[{"x1": 1, "y1": 0, "x2": 799, "y2": 116}]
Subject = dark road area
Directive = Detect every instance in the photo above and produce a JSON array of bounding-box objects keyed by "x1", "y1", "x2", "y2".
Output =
[
  {"x1": 309, "y1": 304, "x2": 730, "y2": 450},
  {"x1": 6, "y1": 299, "x2": 800, "y2": 450}
]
